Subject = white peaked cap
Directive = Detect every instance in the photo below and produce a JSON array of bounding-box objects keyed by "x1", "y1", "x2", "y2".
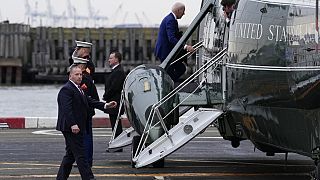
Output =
[
  {"x1": 75, "y1": 40, "x2": 92, "y2": 48},
  {"x1": 72, "y1": 56, "x2": 89, "y2": 64}
]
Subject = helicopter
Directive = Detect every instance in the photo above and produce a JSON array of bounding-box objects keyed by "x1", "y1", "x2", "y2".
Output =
[{"x1": 108, "y1": 0, "x2": 320, "y2": 178}]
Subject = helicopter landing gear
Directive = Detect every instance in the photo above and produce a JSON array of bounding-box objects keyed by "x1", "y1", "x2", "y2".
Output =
[
  {"x1": 231, "y1": 140, "x2": 240, "y2": 148},
  {"x1": 311, "y1": 160, "x2": 320, "y2": 180},
  {"x1": 311, "y1": 147, "x2": 320, "y2": 180},
  {"x1": 131, "y1": 136, "x2": 141, "y2": 168},
  {"x1": 131, "y1": 135, "x2": 165, "y2": 168},
  {"x1": 152, "y1": 158, "x2": 165, "y2": 168}
]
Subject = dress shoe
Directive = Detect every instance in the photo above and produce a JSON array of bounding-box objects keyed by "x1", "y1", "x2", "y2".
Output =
[
  {"x1": 115, "y1": 148, "x2": 123, "y2": 152},
  {"x1": 106, "y1": 148, "x2": 123, "y2": 153}
]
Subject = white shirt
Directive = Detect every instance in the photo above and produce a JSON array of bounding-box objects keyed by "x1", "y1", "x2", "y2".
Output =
[
  {"x1": 111, "y1": 63, "x2": 119, "y2": 70},
  {"x1": 69, "y1": 80, "x2": 83, "y2": 94},
  {"x1": 69, "y1": 79, "x2": 109, "y2": 109},
  {"x1": 171, "y1": 12, "x2": 177, "y2": 20}
]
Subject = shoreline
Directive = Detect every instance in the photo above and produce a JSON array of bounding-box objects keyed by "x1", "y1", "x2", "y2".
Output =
[{"x1": 0, "y1": 116, "x2": 130, "y2": 129}]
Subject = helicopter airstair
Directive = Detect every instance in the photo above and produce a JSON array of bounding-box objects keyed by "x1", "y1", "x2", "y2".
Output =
[
  {"x1": 133, "y1": 108, "x2": 222, "y2": 168},
  {"x1": 108, "y1": 45, "x2": 227, "y2": 154},
  {"x1": 108, "y1": 126, "x2": 138, "y2": 150},
  {"x1": 129, "y1": 46, "x2": 227, "y2": 167}
]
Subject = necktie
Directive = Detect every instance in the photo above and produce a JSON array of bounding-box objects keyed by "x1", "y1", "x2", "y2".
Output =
[{"x1": 78, "y1": 85, "x2": 84, "y2": 95}]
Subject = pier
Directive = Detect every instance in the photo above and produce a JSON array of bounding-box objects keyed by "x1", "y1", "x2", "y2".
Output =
[
  {"x1": 0, "y1": 23, "x2": 29, "y2": 85},
  {"x1": 0, "y1": 22, "x2": 197, "y2": 84}
]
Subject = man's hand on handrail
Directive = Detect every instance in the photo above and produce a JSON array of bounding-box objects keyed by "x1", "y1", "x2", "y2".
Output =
[{"x1": 185, "y1": 45, "x2": 195, "y2": 53}]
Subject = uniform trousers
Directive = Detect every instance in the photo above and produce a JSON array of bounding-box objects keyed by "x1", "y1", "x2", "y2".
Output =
[{"x1": 84, "y1": 117, "x2": 93, "y2": 167}]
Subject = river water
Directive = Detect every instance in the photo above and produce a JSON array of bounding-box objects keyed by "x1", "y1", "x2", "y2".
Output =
[{"x1": 0, "y1": 84, "x2": 107, "y2": 117}]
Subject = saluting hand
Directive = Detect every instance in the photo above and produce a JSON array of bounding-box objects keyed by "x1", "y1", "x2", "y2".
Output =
[{"x1": 71, "y1": 125, "x2": 80, "y2": 134}]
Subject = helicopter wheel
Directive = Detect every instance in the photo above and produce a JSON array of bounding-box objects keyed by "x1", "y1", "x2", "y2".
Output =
[
  {"x1": 131, "y1": 135, "x2": 141, "y2": 168},
  {"x1": 314, "y1": 161, "x2": 320, "y2": 180},
  {"x1": 317, "y1": 162, "x2": 320, "y2": 180},
  {"x1": 231, "y1": 140, "x2": 240, "y2": 148},
  {"x1": 152, "y1": 158, "x2": 165, "y2": 168},
  {"x1": 310, "y1": 160, "x2": 320, "y2": 180}
]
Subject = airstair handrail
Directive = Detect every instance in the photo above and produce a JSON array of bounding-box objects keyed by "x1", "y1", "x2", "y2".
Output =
[
  {"x1": 169, "y1": 41, "x2": 204, "y2": 66},
  {"x1": 149, "y1": 47, "x2": 227, "y2": 130},
  {"x1": 109, "y1": 91, "x2": 125, "y2": 142},
  {"x1": 156, "y1": 47, "x2": 227, "y2": 108}
]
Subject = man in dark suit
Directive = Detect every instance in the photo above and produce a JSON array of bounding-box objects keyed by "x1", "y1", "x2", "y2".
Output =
[
  {"x1": 56, "y1": 64, "x2": 116, "y2": 180},
  {"x1": 154, "y1": 2, "x2": 194, "y2": 82},
  {"x1": 103, "y1": 51, "x2": 126, "y2": 152}
]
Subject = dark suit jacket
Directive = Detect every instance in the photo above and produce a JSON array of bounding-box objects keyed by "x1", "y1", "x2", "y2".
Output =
[
  {"x1": 56, "y1": 80, "x2": 105, "y2": 133},
  {"x1": 154, "y1": 13, "x2": 180, "y2": 62},
  {"x1": 103, "y1": 64, "x2": 126, "y2": 115}
]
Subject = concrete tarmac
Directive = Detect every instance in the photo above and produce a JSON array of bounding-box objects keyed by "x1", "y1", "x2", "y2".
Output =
[{"x1": 0, "y1": 127, "x2": 314, "y2": 180}]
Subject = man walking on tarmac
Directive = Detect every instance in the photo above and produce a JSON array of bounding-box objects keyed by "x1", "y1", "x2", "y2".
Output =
[{"x1": 56, "y1": 64, "x2": 116, "y2": 180}]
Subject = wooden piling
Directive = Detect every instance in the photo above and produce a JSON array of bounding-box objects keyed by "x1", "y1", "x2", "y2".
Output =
[
  {"x1": 15, "y1": 67, "x2": 21, "y2": 85},
  {"x1": 0, "y1": 67, "x2": 2, "y2": 84},
  {"x1": 5, "y1": 67, "x2": 12, "y2": 85}
]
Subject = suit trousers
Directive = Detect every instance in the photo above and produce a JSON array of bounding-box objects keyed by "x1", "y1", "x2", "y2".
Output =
[
  {"x1": 57, "y1": 131, "x2": 94, "y2": 180},
  {"x1": 167, "y1": 61, "x2": 186, "y2": 82}
]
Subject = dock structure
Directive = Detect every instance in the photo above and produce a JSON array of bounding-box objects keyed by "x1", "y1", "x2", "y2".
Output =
[
  {"x1": 0, "y1": 23, "x2": 30, "y2": 85},
  {"x1": 0, "y1": 23, "x2": 198, "y2": 84}
]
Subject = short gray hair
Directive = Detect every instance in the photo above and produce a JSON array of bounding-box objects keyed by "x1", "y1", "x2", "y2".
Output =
[
  {"x1": 172, "y1": 2, "x2": 185, "y2": 12},
  {"x1": 68, "y1": 64, "x2": 81, "y2": 74}
]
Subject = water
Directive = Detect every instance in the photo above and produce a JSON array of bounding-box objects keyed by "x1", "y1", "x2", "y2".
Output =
[{"x1": 0, "y1": 84, "x2": 107, "y2": 117}]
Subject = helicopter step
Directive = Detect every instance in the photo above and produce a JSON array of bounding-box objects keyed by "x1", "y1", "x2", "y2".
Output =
[
  {"x1": 108, "y1": 126, "x2": 139, "y2": 150},
  {"x1": 178, "y1": 88, "x2": 223, "y2": 106},
  {"x1": 108, "y1": 107, "x2": 196, "y2": 150},
  {"x1": 133, "y1": 108, "x2": 223, "y2": 168}
]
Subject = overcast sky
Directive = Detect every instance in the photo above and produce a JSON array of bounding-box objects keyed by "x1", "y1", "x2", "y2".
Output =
[{"x1": 0, "y1": 0, "x2": 202, "y2": 27}]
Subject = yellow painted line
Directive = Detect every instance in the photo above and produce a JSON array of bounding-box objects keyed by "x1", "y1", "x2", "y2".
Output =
[
  {"x1": 0, "y1": 167, "x2": 55, "y2": 170},
  {"x1": 0, "y1": 172, "x2": 310, "y2": 179},
  {"x1": 0, "y1": 175, "x2": 57, "y2": 178},
  {"x1": 0, "y1": 162, "x2": 59, "y2": 167}
]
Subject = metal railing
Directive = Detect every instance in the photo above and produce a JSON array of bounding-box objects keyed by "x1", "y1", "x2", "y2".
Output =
[{"x1": 133, "y1": 46, "x2": 228, "y2": 159}]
